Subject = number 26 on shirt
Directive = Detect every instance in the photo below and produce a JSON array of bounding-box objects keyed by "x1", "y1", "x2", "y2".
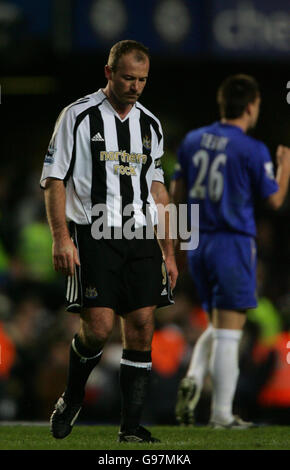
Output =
[{"x1": 189, "y1": 150, "x2": 227, "y2": 202}]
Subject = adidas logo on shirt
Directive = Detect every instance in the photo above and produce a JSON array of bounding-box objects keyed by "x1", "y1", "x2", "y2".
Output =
[
  {"x1": 161, "y1": 287, "x2": 168, "y2": 296},
  {"x1": 92, "y1": 132, "x2": 104, "y2": 142}
]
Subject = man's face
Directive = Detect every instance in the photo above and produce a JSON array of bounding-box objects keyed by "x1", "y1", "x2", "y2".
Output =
[
  {"x1": 248, "y1": 95, "x2": 261, "y2": 129},
  {"x1": 105, "y1": 52, "x2": 150, "y2": 106}
]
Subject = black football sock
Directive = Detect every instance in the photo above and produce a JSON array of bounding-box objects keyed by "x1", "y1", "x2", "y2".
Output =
[
  {"x1": 119, "y1": 349, "x2": 152, "y2": 432},
  {"x1": 64, "y1": 334, "x2": 103, "y2": 403}
]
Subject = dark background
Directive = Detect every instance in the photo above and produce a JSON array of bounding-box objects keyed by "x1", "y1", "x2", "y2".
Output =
[{"x1": 0, "y1": 0, "x2": 290, "y2": 425}]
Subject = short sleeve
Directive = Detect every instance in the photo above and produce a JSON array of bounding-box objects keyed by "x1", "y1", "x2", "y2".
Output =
[
  {"x1": 152, "y1": 158, "x2": 164, "y2": 183},
  {"x1": 40, "y1": 106, "x2": 75, "y2": 188},
  {"x1": 248, "y1": 141, "x2": 278, "y2": 199}
]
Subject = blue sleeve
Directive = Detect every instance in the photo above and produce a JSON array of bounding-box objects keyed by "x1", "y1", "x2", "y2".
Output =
[{"x1": 248, "y1": 141, "x2": 278, "y2": 199}]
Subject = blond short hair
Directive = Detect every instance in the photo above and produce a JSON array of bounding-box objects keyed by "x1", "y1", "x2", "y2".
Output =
[{"x1": 107, "y1": 40, "x2": 150, "y2": 72}]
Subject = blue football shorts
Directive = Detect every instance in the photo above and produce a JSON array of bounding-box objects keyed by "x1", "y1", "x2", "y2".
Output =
[{"x1": 187, "y1": 231, "x2": 257, "y2": 313}]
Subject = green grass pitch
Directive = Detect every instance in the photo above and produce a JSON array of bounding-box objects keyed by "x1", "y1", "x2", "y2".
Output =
[{"x1": 0, "y1": 424, "x2": 290, "y2": 450}]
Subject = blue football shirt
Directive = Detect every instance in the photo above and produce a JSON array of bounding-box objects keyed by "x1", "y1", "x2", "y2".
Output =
[{"x1": 173, "y1": 122, "x2": 278, "y2": 237}]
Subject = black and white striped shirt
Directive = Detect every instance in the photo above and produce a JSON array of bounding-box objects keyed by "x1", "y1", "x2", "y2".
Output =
[{"x1": 40, "y1": 89, "x2": 165, "y2": 228}]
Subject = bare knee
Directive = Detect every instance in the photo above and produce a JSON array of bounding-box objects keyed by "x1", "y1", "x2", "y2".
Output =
[
  {"x1": 79, "y1": 307, "x2": 114, "y2": 350},
  {"x1": 122, "y1": 307, "x2": 155, "y2": 350},
  {"x1": 212, "y1": 309, "x2": 246, "y2": 330}
]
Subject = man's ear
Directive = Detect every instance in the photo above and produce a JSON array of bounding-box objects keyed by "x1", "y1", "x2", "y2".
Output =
[
  {"x1": 104, "y1": 65, "x2": 112, "y2": 81},
  {"x1": 245, "y1": 102, "x2": 252, "y2": 117}
]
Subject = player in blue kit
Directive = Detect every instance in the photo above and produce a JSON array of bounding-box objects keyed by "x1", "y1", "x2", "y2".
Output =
[{"x1": 171, "y1": 74, "x2": 290, "y2": 428}]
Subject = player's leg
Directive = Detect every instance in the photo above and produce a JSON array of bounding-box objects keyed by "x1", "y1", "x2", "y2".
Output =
[
  {"x1": 209, "y1": 309, "x2": 248, "y2": 427},
  {"x1": 50, "y1": 307, "x2": 115, "y2": 439},
  {"x1": 116, "y1": 236, "x2": 173, "y2": 442},
  {"x1": 176, "y1": 236, "x2": 214, "y2": 424},
  {"x1": 64, "y1": 307, "x2": 115, "y2": 402},
  {"x1": 186, "y1": 319, "x2": 213, "y2": 385},
  {"x1": 118, "y1": 305, "x2": 160, "y2": 442},
  {"x1": 176, "y1": 318, "x2": 214, "y2": 424},
  {"x1": 50, "y1": 225, "x2": 123, "y2": 438},
  {"x1": 208, "y1": 234, "x2": 257, "y2": 428}
]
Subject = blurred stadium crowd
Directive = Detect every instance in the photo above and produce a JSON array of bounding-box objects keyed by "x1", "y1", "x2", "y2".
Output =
[{"x1": 1, "y1": 0, "x2": 290, "y2": 426}]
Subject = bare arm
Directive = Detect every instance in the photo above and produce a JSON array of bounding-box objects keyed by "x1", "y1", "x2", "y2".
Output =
[
  {"x1": 151, "y1": 181, "x2": 178, "y2": 289},
  {"x1": 169, "y1": 177, "x2": 187, "y2": 246},
  {"x1": 44, "y1": 178, "x2": 80, "y2": 277},
  {"x1": 168, "y1": 177, "x2": 189, "y2": 272},
  {"x1": 267, "y1": 145, "x2": 290, "y2": 210},
  {"x1": 169, "y1": 177, "x2": 187, "y2": 207}
]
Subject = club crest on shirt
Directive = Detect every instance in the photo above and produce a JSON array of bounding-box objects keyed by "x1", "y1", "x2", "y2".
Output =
[
  {"x1": 85, "y1": 286, "x2": 98, "y2": 299},
  {"x1": 155, "y1": 158, "x2": 162, "y2": 169},
  {"x1": 142, "y1": 135, "x2": 151, "y2": 150}
]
